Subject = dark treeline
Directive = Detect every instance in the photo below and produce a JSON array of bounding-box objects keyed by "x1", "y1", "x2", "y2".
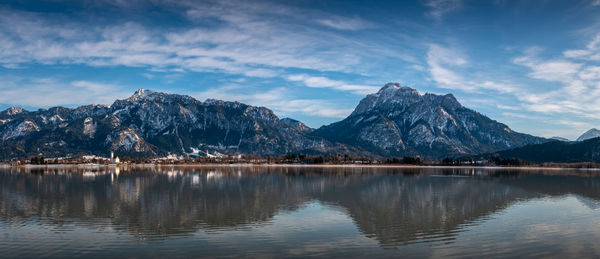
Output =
[
  {"x1": 187, "y1": 154, "x2": 386, "y2": 165},
  {"x1": 132, "y1": 154, "x2": 432, "y2": 166},
  {"x1": 488, "y1": 157, "x2": 532, "y2": 166},
  {"x1": 9, "y1": 154, "x2": 600, "y2": 169},
  {"x1": 29, "y1": 156, "x2": 46, "y2": 165}
]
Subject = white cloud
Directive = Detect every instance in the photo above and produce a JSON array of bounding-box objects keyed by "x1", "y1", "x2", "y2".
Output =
[
  {"x1": 578, "y1": 66, "x2": 600, "y2": 80},
  {"x1": 424, "y1": 43, "x2": 600, "y2": 137},
  {"x1": 285, "y1": 74, "x2": 380, "y2": 95},
  {"x1": 509, "y1": 36, "x2": 600, "y2": 126},
  {"x1": 563, "y1": 34, "x2": 600, "y2": 61},
  {"x1": 0, "y1": 78, "x2": 130, "y2": 107},
  {"x1": 193, "y1": 85, "x2": 353, "y2": 118},
  {"x1": 426, "y1": 45, "x2": 470, "y2": 91},
  {"x1": 426, "y1": 44, "x2": 519, "y2": 94},
  {"x1": 497, "y1": 104, "x2": 521, "y2": 111},
  {"x1": 424, "y1": 0, "x2": 463, "y2": 19},
  {"x1": 243, "y1": 68, "x2": 280, "y2": 78},
  {"x1": 0, "y1": 2, "x2": 409, "y2": 80},
  {"x1": 428, "y1": 44, "x2": 467, "y2": 66},
  {"x1": 315, "y1": 17, "x2": 375, "y2": 31},
  {"x1": 498, "y1": 111, "x2": 598, "y2": 138},
  {"x1": 513, "y1": 56, "x2": 582, "y2": 83}
]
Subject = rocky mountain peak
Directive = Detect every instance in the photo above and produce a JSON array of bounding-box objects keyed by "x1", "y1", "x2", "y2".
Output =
[
  {"x1": 314, "y1": 82, "x2": 546, "y2": 158},
  {"x1": 423, "y1": 93, "x2": 462, "y2": 111},
  {"x1": 379, "y1": 82, "x2": 417, "y2": 93},
  {"x1": 135, "y1": 88, "x2": 149, "y2": 95},
  {"x1": 352, "y1": 83, "x2": 422, "y2": 115},
  {"x1": 376, "y1": 83, "x2": 420, "y2": 98},
  {"x1": 576, "y1": 128, "x2": 600, "y2": 141},
  {"x1": 205, "y1": 98, "x2": 239, "y2": 106},
  {"x1": 126, "y1": 88, "x2": 159, "y2": 102},
  {"x1": 379, "y1": 82, "x2": 402, "y2": 91},
  {"x1": 281, "y1": 118, "x2": 314, "y2": 133},
  {"x1": 2, "y1": 107, "x2": 25, "y2": 116},
  {"x1": 117, "y1": 89, "x2": 198, "y2": 108}
]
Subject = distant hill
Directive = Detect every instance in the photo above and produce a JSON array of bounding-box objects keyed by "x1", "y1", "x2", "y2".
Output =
[
  {"x1": 551, "y1": 136, "x2": 570, "y2": 142},
  {"x1": 481, "y1": 137, "x2": 600, "y2": 163}
]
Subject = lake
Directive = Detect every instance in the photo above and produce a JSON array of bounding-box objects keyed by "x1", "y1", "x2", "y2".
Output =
[{"x1": 2, "y1": 166, "x2": 600, "y2": 258}]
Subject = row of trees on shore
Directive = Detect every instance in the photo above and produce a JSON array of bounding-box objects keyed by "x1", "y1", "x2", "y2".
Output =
[{"x1": 10, "y1": 154, "x2": 600, "y2": 168}]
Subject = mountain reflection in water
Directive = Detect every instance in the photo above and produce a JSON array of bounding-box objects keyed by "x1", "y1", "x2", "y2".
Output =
[{"x1": 2, "y1": 166, "x2": 600, "y2": 258}]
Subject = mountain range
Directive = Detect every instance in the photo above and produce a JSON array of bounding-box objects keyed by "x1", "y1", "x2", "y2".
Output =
[
  {"x1": 0, "y1": 82, "x2": 580, "y2": 161},
  {"x1": 0, "y1": 89, "x2": 360, "y2": 159}
]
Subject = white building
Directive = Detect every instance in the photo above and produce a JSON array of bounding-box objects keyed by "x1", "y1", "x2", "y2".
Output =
[{"x1": 110, "y1": 152, "x2": 121, "y2": 164}]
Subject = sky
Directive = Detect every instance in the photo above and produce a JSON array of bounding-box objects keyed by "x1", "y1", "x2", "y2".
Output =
[{"x1": 1, "y1": 0, "x2": 600, "y2": 139}]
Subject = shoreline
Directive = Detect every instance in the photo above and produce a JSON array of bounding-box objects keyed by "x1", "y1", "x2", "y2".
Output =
[{"x1": 1, "y1": 163, "x2": 599, "y2": 171}]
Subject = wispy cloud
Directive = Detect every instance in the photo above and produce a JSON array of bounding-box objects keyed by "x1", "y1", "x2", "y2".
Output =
[
  {"x1": 510, "y1": 35, "x2": 600, "y2": 124},
  {"x1": 424, "y1": 42, "x2": 600, "y2": 138},
  {"x1": 497, "y1": 104, "x2": 522, "y2": 111},
  {"x1": 0, "y1": 77, "x2": 130, "y2": 107},
  {"x1": 426, "y1": 44, "x2": 471, "y2": 91},
  {"x1": 285, "y1": 74, "x2": 380, "y2": 95},
  {"x1": 426, "y1": 44, "x2": 519, "y2": 94},
  {"x1": 563, "y1": 34, "x2": 600, "y2": 61},
  {"x1": 421, "y1": 35, "x2": 600, "y2": 137},
  {"x1": 0, "y1": 1, "x2": 404, "y2": 80},
  {"x1": 315, "y1": 16, "x2": 376, "y2": 31},
  {"x1": 424, "y1": 0, "x2": 463, "y2": 19},
  {"x1": 193, "y1": 85, "x2": 353, "y2": 119},
  {"x1": 513, "y1": 56, "x2": 582, "y2": 83}
]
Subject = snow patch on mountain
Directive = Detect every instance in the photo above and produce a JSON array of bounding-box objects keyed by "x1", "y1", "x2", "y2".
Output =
[
  {"x1": 2, "y1": 120, "x2": 40, "y2": 140},
  {"x1": 281, "y1": 118, "x2": 313, "y2": 133},
  {"x1": 83, "y1": 117, "x2": 97, "y2": 138},
  {"x1": 2, "y1": 107, "x2": 25, "y2": 116},
  {"x1": 105, "y1": 129, "x2": 150, "y2": 152}
]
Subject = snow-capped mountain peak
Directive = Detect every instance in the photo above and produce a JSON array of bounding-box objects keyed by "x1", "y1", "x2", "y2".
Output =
[
  {"x1": 135, "y1": 88, "x2": 154, "y2": 96},
  {"x1": 126, "y1": 88, "x2": 159, "y2": 102},
  {"x1": 352, "y1": 83, "x2": 422, "y2": 115},
  {"x1": 376, "y1": 83, "x2": 420, "y2": 97},
  {"x1": 314, "y1": 82, "x2": 546, "y2": 158},
  {"x1": 576, "y1": 128, "x2": 600, "y2": 141},
  {"x1": 2, "y1": 107, "x2": 25, "y2": 116}
]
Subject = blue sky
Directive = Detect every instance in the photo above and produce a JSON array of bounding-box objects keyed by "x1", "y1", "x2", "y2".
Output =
[{"x1": 1, "y1": 0, "x2": 600, "y2": 139}]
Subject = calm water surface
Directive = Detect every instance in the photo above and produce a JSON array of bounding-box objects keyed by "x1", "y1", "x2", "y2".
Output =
[{"x1": 2, "y1": 166, "x2": 600, "y2": 258}]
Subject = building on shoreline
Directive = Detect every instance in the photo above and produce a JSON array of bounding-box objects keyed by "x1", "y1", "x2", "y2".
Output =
[{"x1": 110, "y1": 152, "x2": 120, "y2": 164}]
